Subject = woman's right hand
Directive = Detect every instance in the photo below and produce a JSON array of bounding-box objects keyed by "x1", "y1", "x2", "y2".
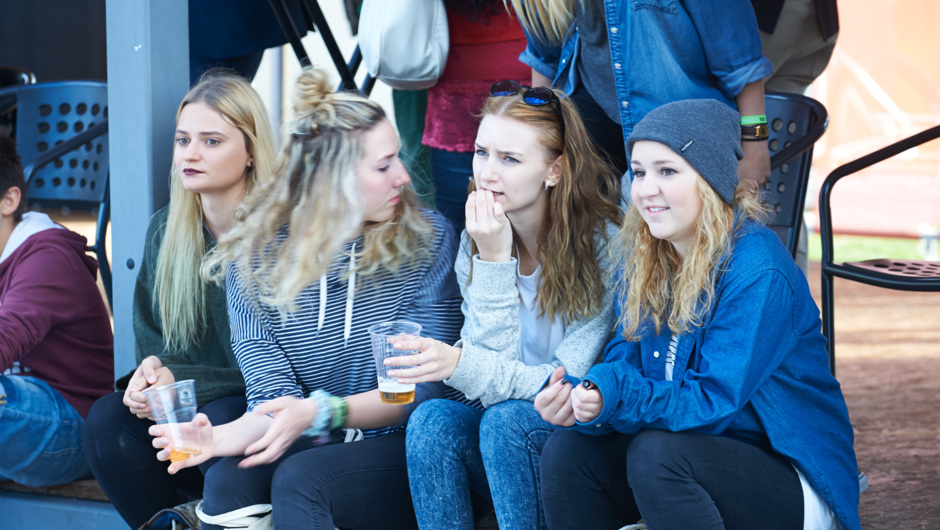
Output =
[
  {"x1": 465, "y1": 190, "x2": 513, "y2": 262},
  {"x1": 534, "y1": 366, "x2": 576, "y2": 427},
  {"x1": 124, "y1": 356, "x2": 176, "y2": 420},
  {"x1": 150, "y1": 413, "x2": 214, "y2": 474}
]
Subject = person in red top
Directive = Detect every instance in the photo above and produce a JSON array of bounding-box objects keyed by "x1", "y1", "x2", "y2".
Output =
[
  {"x1": 424, "y1": 0, "x2": 531, "y2": 234},
  {"x1": 0, "y1": 130, "x2": 113, "y2": 487}
]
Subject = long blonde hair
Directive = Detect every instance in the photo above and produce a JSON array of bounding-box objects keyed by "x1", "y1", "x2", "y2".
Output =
[
  {"x1": 475, "y1": 87, "x2": 622, "y2": 324},
  {"x1": 153, "y1": 71, "x2": 276, "y2": 351},
  {"x1": 506, "y1": 0, "x2": 576, "y2": 46},
  {"x1": 203, "y1": 68, "x2": 431, "y2": 314},
  {"x1": 617, "y1": 180, "x2": 766, "y2": 340}
]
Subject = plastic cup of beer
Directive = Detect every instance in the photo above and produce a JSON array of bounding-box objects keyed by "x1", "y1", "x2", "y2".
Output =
[
  {"x1": 368, "y1": 321, "x2": 421, "y2": 405},
  {"x1": 143, "y1": 379, "x2": 203, "y2": 463}
]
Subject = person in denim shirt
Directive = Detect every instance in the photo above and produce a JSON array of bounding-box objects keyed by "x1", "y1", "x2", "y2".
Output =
[
  {"x1": 509, "y1": 0, "x2": 774, "y2": 188},
  {"x1": 535, "y1": 100, "x2": 860, "y2": 529}
]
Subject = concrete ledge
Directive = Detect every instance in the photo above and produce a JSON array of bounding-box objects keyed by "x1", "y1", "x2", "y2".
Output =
[{"x1": 0, "y1": 489, "x2": 127, "y2": 529}]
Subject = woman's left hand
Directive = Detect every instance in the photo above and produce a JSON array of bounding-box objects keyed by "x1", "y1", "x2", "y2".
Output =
[
  {"x1": 239, "y1": 396, "x2": 316, "y2": 468},
  {"x1": 534, "y1": 366, "x2": 576, "y2": 427},
  {"x1": 386, "y1": 337, "x2": 462, "y2": 383}
]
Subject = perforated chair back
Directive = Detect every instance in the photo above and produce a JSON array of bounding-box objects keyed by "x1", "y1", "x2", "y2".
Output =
[
  {"x1": 762, "y1": 92, "x2": 828, "y2": 257},
  {"x1": 0, "y1": 81, "x2": 111, "y2": 307},
  {"x1": 0, "y1": 81, "x2": 109, "y2": 208}
]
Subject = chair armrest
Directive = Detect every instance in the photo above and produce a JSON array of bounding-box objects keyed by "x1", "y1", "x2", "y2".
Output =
[
  {"x1": 23, "y1": 118, "x2": 109, "y2": 182},
  {"x1": 818, "y1": 124, "x2": 940, "y2": 264}
]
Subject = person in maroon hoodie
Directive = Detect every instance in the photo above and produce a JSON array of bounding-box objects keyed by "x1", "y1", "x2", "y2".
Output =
[{"x1": 0, "y1": 130, "x2": 113, "y2": 487}]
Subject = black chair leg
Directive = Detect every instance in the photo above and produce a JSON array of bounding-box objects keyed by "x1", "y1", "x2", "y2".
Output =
[{"x1": 821, "y1": 269, "x2": 836, "y2": 375}]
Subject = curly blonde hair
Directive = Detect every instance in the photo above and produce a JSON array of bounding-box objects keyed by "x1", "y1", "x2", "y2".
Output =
[
  {"x1": 473, "y1": 87, "x2": 622, "y2": 324},
  {"x1": 203, "y1": 68, "x2": 431, "y2": 314},
  {"x1": 617, "y1": 180, "x2": 767, "y2": 340}
]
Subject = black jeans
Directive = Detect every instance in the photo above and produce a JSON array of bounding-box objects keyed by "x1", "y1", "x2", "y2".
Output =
[
  {"x1": 540, "y1": 429, "x2": 804, "y2": 529},
  {"x1": 82, "y1": 392, "x2": 246, "y2": 528},
  {"x1": 201, "y1": 429, "x2": 417, "y2": 530},
  {"x1": 568, "y1": 84, "x2": 629, "y2": 177}
]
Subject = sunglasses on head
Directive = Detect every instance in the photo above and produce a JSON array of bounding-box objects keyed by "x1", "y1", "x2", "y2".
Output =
[{"x1": 488, "y1": 80, "x2": 566, "y2": 139}]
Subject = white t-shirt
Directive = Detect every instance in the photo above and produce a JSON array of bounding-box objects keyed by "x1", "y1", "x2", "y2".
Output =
[{"x1": 516, "y1": 263, "x2": 565, "y2": 366}]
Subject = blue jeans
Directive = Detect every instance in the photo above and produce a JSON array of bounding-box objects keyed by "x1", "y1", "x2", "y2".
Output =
[
  {"x1": 0, "y1": 375, "x2": 91, "y2": 487},
  {"x1": 407, "y1": 399, "x2": 556, "y2": 530},
  {"x1": 540, "y1": 429, "x2": 803, "y2": 529},
  {"x1": 429, "y1": 148, "x2": 473, "y2": 236}
]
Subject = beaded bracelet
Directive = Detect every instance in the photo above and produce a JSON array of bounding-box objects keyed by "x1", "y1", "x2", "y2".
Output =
[{"x1": 302, "y1": 390, "x2": 334, "y2": 438}]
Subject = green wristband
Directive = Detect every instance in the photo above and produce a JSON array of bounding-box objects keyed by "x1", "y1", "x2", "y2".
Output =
[{"x1": 740, "y1": 114, "x2": 767, "y2": 126}]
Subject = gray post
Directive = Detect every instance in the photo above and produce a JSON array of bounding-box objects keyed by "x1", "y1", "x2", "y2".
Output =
[{"x1": 105, "y1": 0, "x2": 189, "y2": 379}]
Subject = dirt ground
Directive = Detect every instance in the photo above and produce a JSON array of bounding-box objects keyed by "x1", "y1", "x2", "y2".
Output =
[{"x1": 806, "y1": 261, "x2": 940, "y2": 529}]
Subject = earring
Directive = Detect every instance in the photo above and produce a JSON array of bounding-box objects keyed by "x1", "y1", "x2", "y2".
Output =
[
  {"x1": 544, "y1": 181, "x2": 549, "y2": 190},
  {"x1": 248, "y1": 161, "x2": 253, "y2": 168}
]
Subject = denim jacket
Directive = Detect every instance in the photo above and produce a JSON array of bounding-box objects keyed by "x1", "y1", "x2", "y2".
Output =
[
  {"x1": 572, "y1": 220, "x2": 860, "y2": 530},
  {"x1": 519, "y1": 0, "x2": 773, "y2": 141}
]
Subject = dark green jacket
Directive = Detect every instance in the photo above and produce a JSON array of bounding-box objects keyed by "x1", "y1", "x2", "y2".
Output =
[{"x1": 117, "y1": 206, "x2": 245, "y2": 405}]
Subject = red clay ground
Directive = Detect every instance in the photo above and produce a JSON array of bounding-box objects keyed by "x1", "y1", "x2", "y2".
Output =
[{"x1": 807, "y1": 261, "x2": 940, "y2": 529}]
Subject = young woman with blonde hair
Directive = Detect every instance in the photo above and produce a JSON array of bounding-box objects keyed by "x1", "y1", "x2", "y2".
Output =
[
  {"x1": 385, "y1": 81, "x2": 622, "y2": 528},
  {"x1": 535, "y1": 99, "x2": 860, "y2": 530},
  {"x1": 83, "y1": 70, "x2": 276, "y2": 528},
  {"x1": 153, "y1": 68, "x2": 464, "y2": 529}
]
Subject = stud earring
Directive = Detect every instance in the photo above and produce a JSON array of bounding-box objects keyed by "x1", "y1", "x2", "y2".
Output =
[{"x1": 544, "y1": 181, "x2": 549, "y2": 190}]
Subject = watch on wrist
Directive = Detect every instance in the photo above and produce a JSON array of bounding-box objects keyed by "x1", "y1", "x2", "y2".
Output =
[{"x1": 741, "y1": 123, "x2": 769, "y2": 141}]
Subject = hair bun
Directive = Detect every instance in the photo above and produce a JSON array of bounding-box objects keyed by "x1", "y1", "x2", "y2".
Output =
[{"x1": 293, "y1": 68, "x2": 334, "y2": 116}]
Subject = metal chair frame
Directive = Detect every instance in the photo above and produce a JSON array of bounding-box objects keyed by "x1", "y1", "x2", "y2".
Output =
[
  {"x1": 267, "y1": 0, "x2": 375, "y2": 95},
  {"x1": 819, "y1": 124, "x2": 940, "y2": 374}
]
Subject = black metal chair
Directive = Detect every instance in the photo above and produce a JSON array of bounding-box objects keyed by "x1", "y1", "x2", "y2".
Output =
[
  {"x1": 819, "y1": 125, "x2": 940, "y2": 374},
  {"x1": 0, "y1": 81, "x2": 111, "y2": 308},
  {"x1": 762, "y1": 92, "x2": 829, "y2": 257},
  {"x1": 267, "y1": 0, "x2": 375, "y2": 95}
]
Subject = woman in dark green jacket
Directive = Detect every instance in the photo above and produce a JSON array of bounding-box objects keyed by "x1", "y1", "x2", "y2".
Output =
[{"x1": 82, "y1": 70, "x2": 276, "y2": 529}]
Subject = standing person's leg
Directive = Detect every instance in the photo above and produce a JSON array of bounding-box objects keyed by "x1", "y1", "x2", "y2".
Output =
[
  {"x1": 568, "y1": 85, "x2": 630, "y2": 177},
  {"x1": 273, "y1": 430, "x2": 421, "y2": 529},
  {"x1": 0, "y1": 375, "x2": 90, "y2": 487},
  {"x1": 393, "y1": 89, "x2": 434, "y2": 207},
  {"x1": 627, "y1": 429, "x2": 803, "y2": 529},
  {"x1": 540, "y1": 429, "x2": 640, "y2": 529},
  {"x1": 478, "y1": 400, "x2": 555, "y2": 530},
  {"x1": 83, "y1": 392, "x2": 246, "y2": 528},
  {"x1": 429, "y1": 148, "x2": 474, "y2": 236},
  {"x1": 405, "y1": 399, "x2": 492, "y2": 530}
]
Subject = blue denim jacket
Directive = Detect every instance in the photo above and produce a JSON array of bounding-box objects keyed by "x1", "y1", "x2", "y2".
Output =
[
  {"x1": 572, "y1": 220, "x2": 860, "y2": 530},
  {"x1": 519, "y1": 0, "x2": 773, "y2": 141}
]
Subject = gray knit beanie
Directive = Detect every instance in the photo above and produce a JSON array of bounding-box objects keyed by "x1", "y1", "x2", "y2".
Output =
[{"x1": 626, "y1": 99, "x2": 743, "y2": 205}]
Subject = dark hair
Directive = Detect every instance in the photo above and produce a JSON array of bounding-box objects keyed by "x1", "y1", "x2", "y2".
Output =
[{"x1": 0, "y1": 129, "x2": 27, "y2": 222}]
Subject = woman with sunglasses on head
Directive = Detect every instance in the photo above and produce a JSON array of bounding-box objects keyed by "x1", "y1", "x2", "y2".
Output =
[
  {"x1": 151, "y1": 68, "x2": 464, "y2": 529},
  {"x1": 82, "y1": 71, "x2": 275, "y2": 528},
  {"x1": 386, "y1": 81, "x2": 623, "y2": 529},
  {"x1": 535, "y1": 99, "x2": 859, "y2": 530}
]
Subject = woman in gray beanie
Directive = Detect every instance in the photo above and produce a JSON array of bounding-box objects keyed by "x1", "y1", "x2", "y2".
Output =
[{"x1": 534, "y1": 99, "x2": 860, "y2": 530}]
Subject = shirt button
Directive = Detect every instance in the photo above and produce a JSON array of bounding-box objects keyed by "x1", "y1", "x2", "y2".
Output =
[
  {"x1": 614, "y1": 63, "x2": 622, "y2": 69},
  {"x1": 621, "y1": 101, "x2": 629, "y2": 108},
  {"x1": 561, "y1": 58, "x2": 567, "y2": 64},
  {"x1": 595, "y1": 423, "x2": 603, "y2": 428},
  {"x1": 653, "y1": 351, "x2": 660, "y2": 358},
  {"x1": 610, "y1": 27, "x2": 619, "y2": 34}
]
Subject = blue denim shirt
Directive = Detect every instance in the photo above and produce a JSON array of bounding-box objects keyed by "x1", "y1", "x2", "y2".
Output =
[
  {"x1": 519, "y1": 0, "x2": 773, "y2": 141},
  {"x1": 571, "y1": 220, "x2": 860, "y2": 530}
]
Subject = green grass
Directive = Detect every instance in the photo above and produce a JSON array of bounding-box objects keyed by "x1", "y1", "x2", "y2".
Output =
[{"x1": 808, "y1": 233, "x2": 927, "y2": 263}]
